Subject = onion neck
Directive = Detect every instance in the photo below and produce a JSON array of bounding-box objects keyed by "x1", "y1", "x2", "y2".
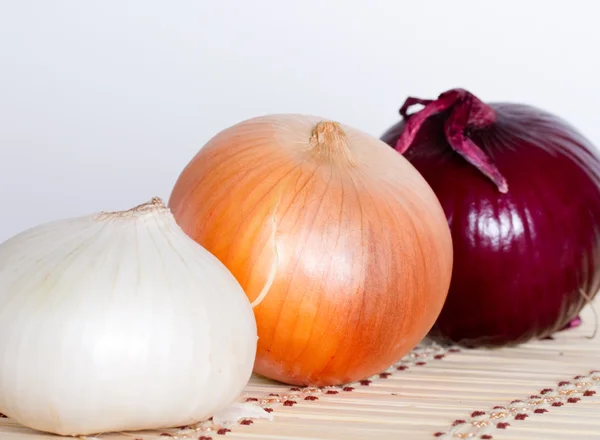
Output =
[
  {"x1": 309, "y1": 121, "x2": 355, "y2": 166},
  {"x1": 95, "y1": 197, "x2": 170, "y2": 220},
  {"x1": 395, "y1": 88, "x2": 508, "y2": 193}
]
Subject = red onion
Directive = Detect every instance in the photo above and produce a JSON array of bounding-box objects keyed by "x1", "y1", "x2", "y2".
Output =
[{"x1": 381, "y1": 88, "x2": 600, "y2": 346}]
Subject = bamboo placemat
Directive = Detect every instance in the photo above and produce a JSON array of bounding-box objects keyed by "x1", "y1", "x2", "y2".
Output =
[{"x1": 1, "y1": 302, "x2": 598, "y2": 440}]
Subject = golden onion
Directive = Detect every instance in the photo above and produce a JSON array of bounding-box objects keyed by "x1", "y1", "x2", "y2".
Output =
[{"x1": 169, "y1": 114, "x2": 452, "y2": 386}]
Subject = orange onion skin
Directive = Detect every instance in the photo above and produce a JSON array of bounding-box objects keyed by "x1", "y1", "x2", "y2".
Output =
[{"x1": 169, "y1": 115, "x2": 452, "y2": 386}]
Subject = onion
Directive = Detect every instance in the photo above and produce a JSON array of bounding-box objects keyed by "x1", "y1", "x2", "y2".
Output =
[
  {"x1": 381, "y1": 88, "x2": 600, "y2": 346},
  {"x1": 0, "y1": 198, "x2": 259, "y2": 436},
  {"x1": 169, "y1": 114, "x2": 453, "y2": 386}
]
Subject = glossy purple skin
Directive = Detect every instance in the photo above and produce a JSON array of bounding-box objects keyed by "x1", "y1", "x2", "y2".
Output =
[{"x1": 382, "y1": 99, "x2": 600, "y2": 346}]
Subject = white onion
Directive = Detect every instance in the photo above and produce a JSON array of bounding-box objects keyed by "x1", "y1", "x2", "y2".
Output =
[{"x1": 0, "y1": 198, "x2": 258, "y2": 436}]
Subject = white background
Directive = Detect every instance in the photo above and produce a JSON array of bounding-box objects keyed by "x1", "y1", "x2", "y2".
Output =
[{"x1": 0, "y1": 0, "x2": 598, "y2": 242}]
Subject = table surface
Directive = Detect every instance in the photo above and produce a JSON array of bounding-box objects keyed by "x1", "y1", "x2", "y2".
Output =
[{"x1": 1, "y1": 303, "x2": 599, "y2": 440}]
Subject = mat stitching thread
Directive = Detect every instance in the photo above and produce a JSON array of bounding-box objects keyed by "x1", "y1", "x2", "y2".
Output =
[{"x1": 432, "y1": 370, "x2": 600, "y2": 439}]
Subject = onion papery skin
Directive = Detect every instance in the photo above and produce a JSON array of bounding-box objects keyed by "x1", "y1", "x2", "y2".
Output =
[
  {"x1": 169, "y1": 114, "x2": 453, "y2": 386},
  {"x1": 381, "y1": 89, "x2": 600, "y2": 347}
]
